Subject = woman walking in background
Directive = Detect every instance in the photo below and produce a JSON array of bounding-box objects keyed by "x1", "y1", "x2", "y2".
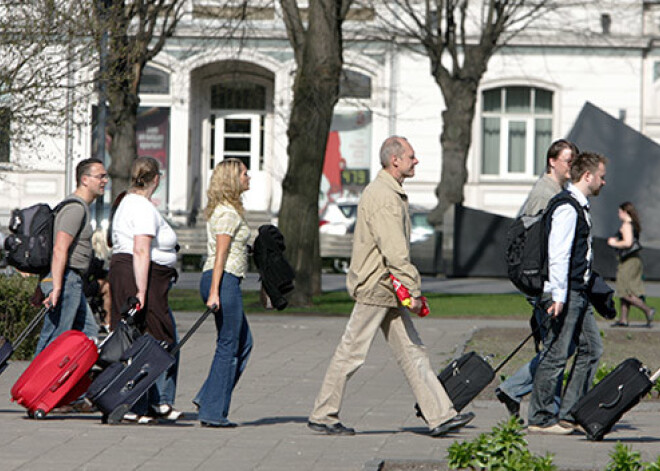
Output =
[
  {"x1": 194, "y1": 158, "x2": 253, "y2": 428},
  {"x1": 608, "y1": 201, "x2": 656, "y2": 327},
  {"x1": 109, "y1": 156, "x2": 181, "y2": 423}
]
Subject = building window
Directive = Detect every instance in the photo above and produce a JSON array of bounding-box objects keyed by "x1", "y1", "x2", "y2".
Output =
[
  {"x1": 481, "y1": 86, "x2": 553, "y2": 177},
  {"x1": 0, "y1": 107, "x2": 9, "y2": 163},
  {"x1": 211, "y1": 82, "x2": 266, "y2": 110},
  {"x1": 139, "y1": 66, "x2": 170, "y2": 95},
  {"x1": 339, "y1": 69, "x2": 371, "y2": 99}
]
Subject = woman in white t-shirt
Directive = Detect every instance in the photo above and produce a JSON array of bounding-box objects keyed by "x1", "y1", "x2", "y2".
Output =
[
  {"x1": 108, "y1": 156, "x2": 181, "y2": 424},
  {"x1": 193, "y1": 158, "x2": 253, "y2": 428}
]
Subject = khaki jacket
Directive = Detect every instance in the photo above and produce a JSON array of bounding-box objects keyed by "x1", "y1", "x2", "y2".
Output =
[{"x1": 347, "y1": 169, "x2": 421, "y2": 307}]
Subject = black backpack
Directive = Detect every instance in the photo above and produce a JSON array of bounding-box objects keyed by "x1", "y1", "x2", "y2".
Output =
[
  {"x1": 253, "y1": 225, "x2": 295, "y2": 310},
  {"x1": 3, "y1": 200, "x2": 86, "y2": 275},
  {"x1": 506, "y1": 193, "x2": 581, "y2": 297}
]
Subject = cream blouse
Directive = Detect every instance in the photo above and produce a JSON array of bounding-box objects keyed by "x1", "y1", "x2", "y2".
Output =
[{"x1": 202, "y1": 203, "x2": 250, "y2": 277}]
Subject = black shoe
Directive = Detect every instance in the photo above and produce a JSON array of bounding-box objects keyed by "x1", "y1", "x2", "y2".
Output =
[
  {"x1": 495, "y1": 389, "x2": 521, "y2": 420},
  {"x1": 611, "y1": 321, "x2": 629, "y2": 327},
  {"x1": 307, "y1": 421, "x2": 356, "y2": 435},
  {"x1": 200, "y1": 420, "x2": 237, "y2": 428},
  {"x1": 429, "y1": 412, "x2": 475, "y2": 437}
]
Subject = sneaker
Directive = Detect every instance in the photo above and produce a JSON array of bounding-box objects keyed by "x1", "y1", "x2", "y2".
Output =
[
  {"x1": 307, "y1": 421, "x2": 356, "y2": 435},
  {"x1": 559, "y1": 420, "x2": 586, "y2": 434},
  {"x1": 527, "y1": 422, "x2": 573, "y2": 435},
  {"x1": 152, "y1": 404, "x2": 183, "y2": 421},
  {"x1": 495, "y1": 389, "x2": 521, "y2": 420},
  {"x1": 123, "y1": 412, "x2": 155, "y2": 424}
]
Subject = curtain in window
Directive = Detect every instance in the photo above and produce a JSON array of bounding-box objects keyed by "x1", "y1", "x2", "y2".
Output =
[
  {"x1": 534, "y1": 118, "x2": 552, "y2": 175},
  {"x1": 508, "y1": 121, "x2": 526, "y2": 172},
  {"x1": 505, "y1": 87, "x2": 531, "y2": 113},
  {"x1": 481, "y1": 117, "x2": 500, "y2": 174}
]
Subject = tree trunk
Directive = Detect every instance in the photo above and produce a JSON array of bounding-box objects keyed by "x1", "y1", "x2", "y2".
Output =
[
  {"x1": 278, "y1": 3, "x2": 343, "y2": 306},
  {"x1": 279, "y1": 69, "x2": 341, "y2": 305},
  {"x1": 106, "y1": 88, "x2": 139, "y2": 201},
  {"x1": 427, "y1": 80, "x2": 479, "y2": 229}
]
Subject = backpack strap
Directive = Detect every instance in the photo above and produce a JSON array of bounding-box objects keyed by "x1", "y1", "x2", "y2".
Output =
[{"x1": 54, "y1": 198, "x2": 89, "y2": 269}]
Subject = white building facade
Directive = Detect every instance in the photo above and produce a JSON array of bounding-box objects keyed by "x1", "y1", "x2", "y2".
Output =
[{"x1": 2, "y1": 1, "x2": 660, "y2": 224}]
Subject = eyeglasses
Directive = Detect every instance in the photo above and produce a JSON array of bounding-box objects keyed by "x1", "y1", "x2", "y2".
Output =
[{"x1": 86, "y1": 173, "x2": 109, "y2": 180}]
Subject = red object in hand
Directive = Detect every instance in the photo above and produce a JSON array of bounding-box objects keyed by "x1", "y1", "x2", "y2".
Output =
[{"x1": 389, "y1": 274, "x2": 430, "y2": 317}]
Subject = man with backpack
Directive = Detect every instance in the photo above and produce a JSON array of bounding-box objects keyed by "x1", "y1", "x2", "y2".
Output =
[
  {"x1": 527, "y1": 151, "x2": 607, "y2": 434},
  {"x1": 496, "y1": 139, "x2": 578, "y2": 420},
  {"x1": 35, "y1": 158, "x2": 108, "y2": 354}
]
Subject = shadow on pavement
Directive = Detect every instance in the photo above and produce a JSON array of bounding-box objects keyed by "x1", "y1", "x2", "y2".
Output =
[{"x1": 241, "y1": 415, "x2": 308, "y2": 426}]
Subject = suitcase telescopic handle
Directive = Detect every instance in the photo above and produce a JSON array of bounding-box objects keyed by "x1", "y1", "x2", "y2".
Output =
[
  {"x1": 598, "y1": 384, "x2": 624, "y2": 409},
  {"x1": 169, "y1": 306, "x2": 217, "y2": 356}
]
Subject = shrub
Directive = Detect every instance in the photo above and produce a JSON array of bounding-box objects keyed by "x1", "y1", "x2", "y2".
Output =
[
  {"x1": 0, "y1": 274, "x2": 42, "y2": 360},
  {"x1": 606, "y1": 443, "x2": 643, "y2": 471},
  {"x1": 594, "y1": 362, "x2": 617, "y2": 385},
  {"x1": 446, "y1": 416, "x2": 556, "y2": 470}
]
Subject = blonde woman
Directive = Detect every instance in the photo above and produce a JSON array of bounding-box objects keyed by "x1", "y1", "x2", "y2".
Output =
[
  {"x1": 607, "y1": 201, "x2": 656, "y2": 327},
  {"x1": 109, "y1": 156, "x2": 181, "y2": 423},
  {"x1": 194, "y1": 158, "x2": 253, "y2": 428}
]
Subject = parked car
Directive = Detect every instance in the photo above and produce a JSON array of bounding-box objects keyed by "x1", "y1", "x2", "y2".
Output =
[
  {"x1": 409, "y1": 207, "x2": 440, "y2": 275},
  {"x1": 319, "y1": 199, "x2": 358, "y2": 236},
  {"x1": 319, "y1": 201, "x2": 440, "y2": 275}
]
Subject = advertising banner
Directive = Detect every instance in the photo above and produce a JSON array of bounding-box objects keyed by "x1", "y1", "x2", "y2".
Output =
[{"x1": 320, "y1": 110, "x2": 372, "y2": 210}]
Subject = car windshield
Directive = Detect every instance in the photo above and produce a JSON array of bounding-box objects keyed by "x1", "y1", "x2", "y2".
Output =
[
  {"x1": 411, "y1": 213, "x2": 432, "y2": 230},
  {"x1": 338, "y1": 204, "x2": 357, "y2": 219}
]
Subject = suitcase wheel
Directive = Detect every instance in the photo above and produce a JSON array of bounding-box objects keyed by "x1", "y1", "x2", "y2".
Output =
[{"x1": 33, "y1": 409, "x2": 46, "y2": 420}]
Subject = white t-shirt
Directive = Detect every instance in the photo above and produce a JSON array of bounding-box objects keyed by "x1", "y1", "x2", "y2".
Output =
[{"x1": 111, "y1": 193, "x2": 178, "y2": 267}]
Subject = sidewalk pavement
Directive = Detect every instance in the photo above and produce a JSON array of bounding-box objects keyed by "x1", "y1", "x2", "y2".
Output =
[{"x1": 1, "y1": 314, "x2": 660, "y2": 471}]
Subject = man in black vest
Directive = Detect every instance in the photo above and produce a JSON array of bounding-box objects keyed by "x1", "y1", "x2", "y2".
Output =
[{"x1": 527, "y1": 151, "x2": 607, "y2": 435}]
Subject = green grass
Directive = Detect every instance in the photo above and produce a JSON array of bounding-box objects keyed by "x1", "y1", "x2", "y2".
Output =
[{"x1": 169, "y1": 288, "x2": 586, "y2": 318}]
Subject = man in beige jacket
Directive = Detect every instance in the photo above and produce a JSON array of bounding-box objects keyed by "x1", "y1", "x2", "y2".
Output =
[{"x1": 308, "y1": 136, "x2": 475, "y2": 437}]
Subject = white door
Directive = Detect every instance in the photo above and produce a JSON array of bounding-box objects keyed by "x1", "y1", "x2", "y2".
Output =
[{"x1": 209, "y1": 113, "x2": 269, "y2": 211}]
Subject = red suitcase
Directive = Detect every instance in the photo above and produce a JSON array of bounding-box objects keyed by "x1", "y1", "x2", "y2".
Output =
[{"x1": 11, "y1": 330, "x2": 98, "y2": 419}]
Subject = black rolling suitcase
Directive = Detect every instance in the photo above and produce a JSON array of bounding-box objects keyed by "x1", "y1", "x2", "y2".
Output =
[
  {"x1": 0, "y1": 306, "x2": 50, "y2": 376},
  {"x1": 87, "y1": 307, "x2": 215, "y2": 424},
  {"x1": 415, "y1": 328, "x2": 537, "y2": 421},
  {"x1": 571, "y1": 358, "x2": 660, "y2": 441}
]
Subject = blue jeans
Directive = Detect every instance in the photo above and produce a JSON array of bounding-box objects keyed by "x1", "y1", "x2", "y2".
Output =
[
  {"x1": 195, "y1": 270, "x2": 253, "y2": 425},
  {"x1": 528, "y1": 290, "x2": 603, "y2": 426},
  {"x1": 36, "y1": 270, "x2": 99, "y2": 355},
  {"x1": 149, "y1": 309, "x2": 179, "y2": 406},
  {"x1": 498, "y1": 303, "x2": 575, "y2": 413}
]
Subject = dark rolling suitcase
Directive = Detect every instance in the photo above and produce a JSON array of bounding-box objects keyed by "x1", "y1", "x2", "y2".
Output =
[
  {"x1": 415, "y1": 328, "x2": 537, "y2": 422},
  {"x1": 0, "y1": 306, "x2": 50, "y2": 376},
  {"x1": 87, "y1": 307, "x2": 215, "y2": 424},
  {"x1": 570, "y1": 358, "x2": 660, "y2": 441}
]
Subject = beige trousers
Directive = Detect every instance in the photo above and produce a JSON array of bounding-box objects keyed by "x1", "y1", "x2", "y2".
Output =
[{"x1": 309, "y1": 302, "x2": 456, "y2": 430}]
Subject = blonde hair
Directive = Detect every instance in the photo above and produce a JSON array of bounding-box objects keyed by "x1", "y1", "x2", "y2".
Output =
[
  {"x1": 130, "y1": 156, "x2": 160, "y2": 189},
  {"x1": 205, "y1": 158, "x2": 246, "y2": 219}
]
